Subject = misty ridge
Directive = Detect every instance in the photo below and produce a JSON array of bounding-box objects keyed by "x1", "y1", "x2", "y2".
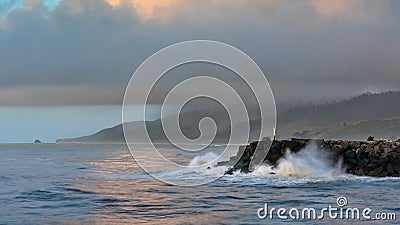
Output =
[{"x1": 57, "y1": 90, "x2": 400, "y2": 143}]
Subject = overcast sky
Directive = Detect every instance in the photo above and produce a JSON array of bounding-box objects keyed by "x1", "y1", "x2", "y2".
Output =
[
  {"x1": 1, "y1": 0, "x2": 400, "y2": 106},
  {"x1": 1, "y1": 0, "x2": 400, "y2": 142}
]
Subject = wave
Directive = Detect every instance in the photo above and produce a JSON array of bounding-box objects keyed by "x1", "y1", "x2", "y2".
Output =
[
  {"x1": 188, "y1": 152, "x2": 219, "y2": 167},
  {"x1": 254, "y1": 142, "x2": 345, "y2": 178}
]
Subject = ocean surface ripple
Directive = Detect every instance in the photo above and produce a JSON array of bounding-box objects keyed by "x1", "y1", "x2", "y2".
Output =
[{"x1": 0, "y1": 144, "x2": 399, "y2": 224}]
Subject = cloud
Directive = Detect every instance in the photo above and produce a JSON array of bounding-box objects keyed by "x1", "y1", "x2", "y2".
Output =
[
  {"x1": 0, "y1": 85, "x2": 124, "y2": 106},
  {"x1": 310, "y1": 0, "x2": 362, "y2": 18},
  {"x1": 106, "y1": 0, "x2": 178, "y2": 20},
  {"x1": 0, "y1": 0, "x2": 400, "y2": 106},
  {"x1": 309, "y1": 0, "x2": 383, "y2": 19}
]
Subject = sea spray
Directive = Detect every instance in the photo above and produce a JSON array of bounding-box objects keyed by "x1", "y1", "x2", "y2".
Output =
[
  {"x1": 188, "y1": 152, "x2": 219, "y2": 167},
  {"x1": 253, "y1": 142, "x2": 345, "y2": 177},
  {"x1": 188, "y1": 152, "x2": 232, "y2": 177}
]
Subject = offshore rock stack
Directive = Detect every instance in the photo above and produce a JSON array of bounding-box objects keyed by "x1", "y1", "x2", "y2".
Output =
[{"x1": 222, "y1": 138, "x2": 400, "y2": 177}]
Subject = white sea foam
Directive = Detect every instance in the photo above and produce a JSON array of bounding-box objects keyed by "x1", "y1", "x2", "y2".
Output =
[
  {"x1": 188, "y1": 152, "x2": 219, "y2": 167},
  {"x1": 269, "y1": 142, "x2": 345, "y2": 177}
]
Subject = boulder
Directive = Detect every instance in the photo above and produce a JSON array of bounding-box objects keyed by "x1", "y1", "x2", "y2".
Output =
[
  {"x1": 332, "y1": 145, "x2": 345, "y2": 155},
  {"x1": 369, "y1": 166, "x2": 383, "y2": 177},
  {"x1": 386, "y1": 163, "x2": 394, "y2": 174},
  {"x1": 358, "y1": 158, "x2": 369, "y2": 168},
  {"x1": 344, "y1": 151, "x2": 357, "y2": 165}
]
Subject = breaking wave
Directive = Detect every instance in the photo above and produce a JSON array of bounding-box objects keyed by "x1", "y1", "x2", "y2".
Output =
[
  {"x1": 256, "y1": 142, "x2": 345, "y2": 178},
  {"x1": 188, "y1": 152, "x2": 219, "y2": 167}
]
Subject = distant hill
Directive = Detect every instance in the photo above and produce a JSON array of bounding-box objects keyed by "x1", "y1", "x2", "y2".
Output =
[
  {"x1": 277, "y1": 91, "x2": 400, "y2": 140},
  {"x1": 290, "y1": 117, "x2": 400, "y2": 140},
  {"x1": 57, "y1": 91, "x2": 400, "y2": 143},
  {"x1": 57, "y1": 116, "x2": 233, "y2": 143},
  {"x1": 58, "y1": 123, "x2": 125, "y2": 143}
]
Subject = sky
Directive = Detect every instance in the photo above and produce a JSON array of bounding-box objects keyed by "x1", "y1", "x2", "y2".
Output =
[{"x1": 1, "y1": 0, "x2": 400, "y2": 142}]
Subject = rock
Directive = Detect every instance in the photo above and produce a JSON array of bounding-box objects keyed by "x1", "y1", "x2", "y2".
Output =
[
  {"x1": 380, "y1": 171, "x2": 388, "y2": 177},
  {"x1": 34, "y1": 139, "x2": 42, "y2": 144},
  {"x1": 366, "y1": 159, "x2": 380, "y2": 170},
  {"x1": 388, "y1": 153, "x2": 399, "y2": 162},
  {"x1": 373, "y1": 145, "x2": 381, "y2": 154},
  {"x1": 386, "y1": 164, "x2": 394, "y2": 174},
  {"x1": 355, "y1": 169, "x2": 364, "y2": 176},
  {"x1": 292, "y1": 138, "x2": 308, "y2": 146},
  {"x1": 283, "y1": 142, "x2": 296, "y2": 151},
  {"x1": 393, "y1": 164, "x2": 400, "y2": 174},
  {"x1": 224, "y1": 137, "x2": 272, "y2": 174},
  {"x1": 369, "y1": 167, "x2": 383, "y2": 177},
  {"x1": 224, "y1": 168, "x2": 234, "y2": 175},
  {"x1": 378, "y1": 157, "x2": 388, "y2": 164},
  {"x1": 365, "y1": 146, "x2": 373, "y2": 155},
  {"x1": 348, "y1": 141, "x2": 358, "y2": 149},
  {"x1": 359, "y1": 158, "x2": 369, "y2": 168},
  {"x1": 344, "y1": 151, "x2": 357, "y2": 164},
  {"x1": 333, "y1": 145, "x2": 345, "y2": 155},
  {"x1": 383, "y1": 147, "x2": 393, "y2": 154},
  {"x1": 268, "y1": 150, "x2": 282, "y2": 166}
]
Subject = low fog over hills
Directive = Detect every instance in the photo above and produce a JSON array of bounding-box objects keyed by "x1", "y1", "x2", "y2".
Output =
[
  {"x1": 57, "y1": 91, "x2": 400, "y2": 143},
  {"x1": 278, "y1": 91, "x2": 400, "y2": 140}
]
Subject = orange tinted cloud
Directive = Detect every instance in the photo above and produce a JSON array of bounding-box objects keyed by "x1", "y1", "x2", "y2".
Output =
[
  {"x1": 310, "y1": 0, "x2": 357, "y2": 17},
  {"x1": 106, "y1": 0, "x2": 179, "y2": 20},
  {"x1": 309, "y1": 0, "x2": 382, "y2": 18},
  {"x1": 104, "y1": 0, "x2": 285, "y2": 25},
  {"x1": 105, "y1": 0, "x2": 377, "y2": 24},
  {"x1": 104, "y1": 0, "x2": 376, "y2": 26}
]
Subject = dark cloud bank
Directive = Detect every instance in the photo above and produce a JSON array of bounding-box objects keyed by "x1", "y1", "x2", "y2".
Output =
[{"x1": 1, "y1": 0, "x2": 400, "y2": 107}]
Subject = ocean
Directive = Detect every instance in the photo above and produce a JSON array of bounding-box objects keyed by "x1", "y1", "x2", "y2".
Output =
[{"x1": 0, "y1": 143, "x2": 399, "y2": 224}]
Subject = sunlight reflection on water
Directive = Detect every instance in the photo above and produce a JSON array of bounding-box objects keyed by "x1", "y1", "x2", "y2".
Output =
[{"x1": 0, "y1": 144, "x2": 399, "y2": 224}]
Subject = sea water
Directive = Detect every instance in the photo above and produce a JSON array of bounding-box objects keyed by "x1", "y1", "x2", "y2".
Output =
[{"x1": 0, "y1": 143, "x2": 399, "y2": 224}]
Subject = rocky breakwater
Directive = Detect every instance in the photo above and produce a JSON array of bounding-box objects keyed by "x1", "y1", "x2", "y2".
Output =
[{"x1": 222, "y1": 138, "x2": 400, "y2": 177}]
